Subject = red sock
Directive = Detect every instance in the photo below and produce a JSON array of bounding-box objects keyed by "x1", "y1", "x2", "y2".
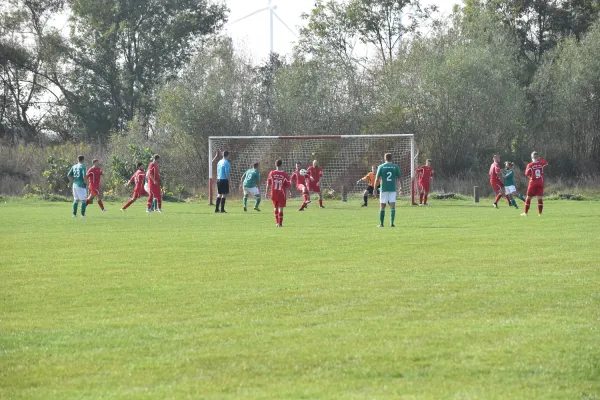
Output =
[
  {"x1": 147, "y1": 196, "x2": 154, "y2": 209},
  {"x1": 274, "y1": 210, "x2": 279, "y2": 224},
  {"x1": 419, "y1": 193, "x2": 424, "y2": 203},
  {"x1": 494, "y1": 193, "x2": 502, "y2": 204},
  {"x1": 303, "y1": 193, "x2": 308, "y2": 203},
  {"x1": 157, "y1": 199, "x2": 162, "y2": 209},
  {"x1": 506, "y1": 195, "x2": 511, "y2": 206},
  {"x1": 279, "y1": 211, "x2": 284, "y2": 225},
  {"x1": 424, "y1": 194, "x2": 428, "y2": 204},
  {"x1": 538, "y1": 199, "x2": 543, "y2": 214},
  {"x1": 525, "y1": 198, "x2": 531, "y2": 214},
  {"x1": 319, "y1": 200, "x2": 323, "y2": 207},
  {"x1": 86, "y1": 198, "x2": 90, "y2": 205},
  {"x1": 98, "y1": 199, "x2": 104, "y2": 210},
  {"x1": 122, "y1": 199, "x2": 134, "y2": 209}
]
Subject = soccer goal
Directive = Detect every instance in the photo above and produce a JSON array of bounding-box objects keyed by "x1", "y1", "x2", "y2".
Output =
[{"x1": 208, "y1": 134, "x2": 419, "y2": 205}]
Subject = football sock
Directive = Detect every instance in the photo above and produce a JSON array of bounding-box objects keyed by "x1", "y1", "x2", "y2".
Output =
[
  {"x1": 379, "y1": 210, "x2": 385, "y2": 225},
  {"x1": 243, "y1": 197, "x2": 248, "y2": 207},
  {"x1": 391, "y1": 209, "x2": 396, "y2": 226},
  {"x1": 303, "y1": 193, "x2": 309, "y2": 203},
  {"x1": 538, "y1": 199, "x2": 543, "y2": 214},
  {"x1": 72, "y1": 201, "x2": 78, "y2": 215},
  {"x1": 364, "y1": 194, "x2": 368, "y2": 205},
  {"x1": 419, "y1": 193, "x2": 424, "y2": 204},
  {"x1": 525, "y1": 198, "x2": 531, "y2": 214},
  {"x1": 154, "y1": 198, "x2": 159, "y2": 210},
  {"x1": 279, "y1": 211, "x2": 284, "y2": 225},
  {"x1": 220, "y1": 198, "x2": 225, "y2": 212},
  {"x1": 85, "y1": 198, "x2": 90, "y2": 205},
  {"x1": 424, "y1": 194, "x2": 428, "y2": 204},
  {"x1": 122, "y1": 199, "x2": 134, "y2": 209},
  {"x1": 494, "y1": 193, "x2": 502, "y2": 204},
  {"x1": 319, "y1": 200, "x2": 323, "y2": 207},
  {"x1": 98, "y1": 199, "x2": 104, "y2": 210},
  {"x1": 215, "y1": 198, "x2": 221, "y2": 211},
  {"x1": 274, "y1": 209, "x2": 279, "y2": 224},
  {"x1": 511, "y1": 198, "x2": 517, "y2": 207},
  {"x1": 506, "y1": 195, "x2": 512, "y2": 206},
  {"x1": 518, "y1": 194, "x2": 525, "y2": 201},
  {"x1": 255, "y1": 197, "x2": 261, "y2": 207},
  {"x1": 81, "y1": 201, "x2": 87, "y2": 216}
]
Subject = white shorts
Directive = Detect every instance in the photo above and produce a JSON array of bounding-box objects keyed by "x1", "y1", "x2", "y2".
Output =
[
  {"x1": 243, "y1": 186, "x2": 260, "y2": 196},
  {"x1": 505, "y1": 185, "x2": 516, "y2": 195},
  {"x1": 380, "y1": 191, "x2": 397, "y2": 204},
  {"x1": 144, "y1": 183, "x2": 150, "y2": 193},
  {"x1": 73, "y1": 185, "x2": 87, "y2": 201}
]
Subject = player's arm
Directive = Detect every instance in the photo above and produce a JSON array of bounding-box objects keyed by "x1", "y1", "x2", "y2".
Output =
[
  {"x1": 67, "y1": 167, "x2": 73, "y2": 183},
  {"x1": 239, "y1": 172, "x2": 246, "y2": 188},
  {"x1": 539, "y1": 157, "x2": 548, "y2": 166}
]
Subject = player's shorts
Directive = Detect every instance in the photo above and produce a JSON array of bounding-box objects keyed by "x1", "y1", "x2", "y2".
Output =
[
  {"x1": 148, "y1": 184, "x2": 161, "y2": 198},
  {"x1": 380, "y1": 191, "x2": 397, "y2": 204},
  {"x1": 144, "y1": 183, "x2": 150, "y2": 194},
  {"x1": 296, "y1": 184, "x2": 308, "y2": 194},
  {"x1": 133, "y1": 188, "x2": 148, "y2": 199},
  {"x1": 504, "y1": 185, "x2": 517, "y2": 195},
  {"x1": 527, "y1": 183, "x2": 544, "y2": 197},
  {"x1": 243, "y1": 186, "x2": 260, "y2": 196},
  {"x1": 217, "y1": 179, "x2": 230, "y2": 195},
  {"x1": 308, "y1": 182, "x2": 321, "y2": 193},
  {"x1": 271, "y1": 193, "x2": 286, "y2": 208},
  {"x1": 490, "y1": 179, "x2": 504, "y2": 192},
  {"x1": 89, "y1": 187, "x2": 100, "y2": 196},
  {"x1": 418, "y1": 182, "x2": 430, "y2": 192},
  {"x1": 72, "y1": 185, "x2": 87, "y2": 201}
]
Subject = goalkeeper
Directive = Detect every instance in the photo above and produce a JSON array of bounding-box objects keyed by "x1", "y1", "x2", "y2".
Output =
[{"x1": 357, "y1": 165, "x2": 379, "y2": 207}]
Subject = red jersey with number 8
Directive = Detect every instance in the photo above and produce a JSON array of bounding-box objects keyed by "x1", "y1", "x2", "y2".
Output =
[{"x1": 525, "y1": 158, "x2": 548, "y2": 184}]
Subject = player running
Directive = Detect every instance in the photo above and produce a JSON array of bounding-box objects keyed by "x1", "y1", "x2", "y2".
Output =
[
  {"x1": 416, "y1": 159, "x2": 434, "y2": 206},
  {"x1": 357, "y1": 166, "x2": 379, "y2": 207},
  {"x1": 375, "y1": 153, "x2": 402, "y2": 227},
  {"x1": 503, "y1": 161, "x2": 525, "y2": 209},
  {"x1": 290, "y1": 162, "x2": 311, "y2": 211},
  {"x1": 121, "y1": 162, "x2": 147, "y2": 210},
  {"x1": 266, "y1": 159, "x2": 291, "y2": 227},
  {"x1": 521, "y1": 152, "x2": 549, "y2": 217},
  {"x1": 240, "y1": 162, "x2": 261, "y2": 212},
  {"x1": 85, "y1": 159, "x2": 106, "y2": 212},
  {"x1": 306, "y1": 160, "x2": 324, "y2": 208},
  {"x1": 67, "y1": 155, "x2": 88, "y2": 218},
  {"x1": 489, "y1": 154, "x2": 511, "y2": 208},
  {"x1": 146, "y1": 154, "x2": 162, "y2": 213}
]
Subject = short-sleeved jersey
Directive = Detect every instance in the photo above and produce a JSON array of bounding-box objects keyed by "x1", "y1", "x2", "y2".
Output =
[
  {"x1": 361, "y1": 172, "x2": 377, "y2": 187},
  {"x1": 86, "y1": 167, "x2": 102, "y2": 189},
  {"x1": 376, "y1": 162, "x2": 402, "y2": 192},
  {"x1": 267, "y1": 170, "x2": 290, "y2": 197},
  {"x1": 217, "y1": 158, "x2": 231, "y2": 180},
  {"x1": 416, "y1": 165, "x2": 434, "y2": 182},
  {"x1": 290, "y1": 169, "x2": 308, "y2": 186},
  {"x1": 243, "y1": 168, "x2": 260, "y2": 188},
  {"x1": 147, "y1": 161, "x2": 160, "y2": 186},
  {"x1": 68, "y1": 163, "x2": 87, "y2": 188},
  {"x1": 503, "y1": 169, "x2": 515, "y2": 187},
  {"x1": 306, "y1": 166, "x2": 323, "y2": 183},
  {"x1": 129, "y1": 170, "x2": 146, "y2": 192},
  {"x1": 489, "y1": 162, "x2": 502, "y2": 181},
  {"x1": 525, "y1": 158, "x2": 548, "y2": 183}
]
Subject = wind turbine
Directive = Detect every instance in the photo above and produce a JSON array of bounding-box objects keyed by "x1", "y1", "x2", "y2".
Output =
[{"x1": 227, "y1": 0, "x2": 298, "y2": 54}]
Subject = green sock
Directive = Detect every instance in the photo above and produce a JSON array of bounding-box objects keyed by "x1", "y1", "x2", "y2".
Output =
[
  {"x1": 243, "y1": 197, "x2": 248, "y2": 207},
  {"x1": 379, "y1": 210, "x2": 385, "y2": 225},
  {"x1": 72, "y1": 201, "x2": 78, "y2": 215},
  {"x1": 255, "y1": 197, "x2": 261, "y2": 208},
  {"x1": 81, "y1": 201, "x2": 87, "y2": 216},
  {"x1": 518, "y1": 194, "x2": 525, "y2": 201},
  {"x1": 391, "y1": 209, "x2": 396, "y2": 225},
  {"x1": 153, "y1": 198, "x2": 158, "y2": 210},
  {"x1": 511, "y1": 198, "x2": 517, "y2": 207}
]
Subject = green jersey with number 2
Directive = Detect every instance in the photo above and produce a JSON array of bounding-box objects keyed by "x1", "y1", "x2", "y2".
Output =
[
  {"x1": 243, "y1": 168, "x2": 260, "y2": 188},
  {"x1": 68, "y1": 163, "x2": 87, "y2": 188},
  {"x1": 376, "y1": 162, "x2": 402, "y2": 192}
]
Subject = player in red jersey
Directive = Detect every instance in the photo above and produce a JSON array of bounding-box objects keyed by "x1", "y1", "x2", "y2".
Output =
[
  {"x1": 306, "y1": 159, "x2": 324, "y2": 208},
  {"x1": 266, "y1": 159, "x2": 291, "y2": 227},
  {"x1": 416, "y1": 159, "x2": 434, "y2": 206},
  {"x1": 147, "y1": 154, "x2": 162, "y2": 213},
  {"x1": 85, "y1": 159, "x2": 106, "y2": 212},
  {"x1": 521, "y1": 151, "x2": 549, "y2": 216},
  {"x1": 489, "y1": 154, "x2": 511, "y2": 208},
  {"x1": 290, "y1": 162, "x2": 311, "y2": 211},
  {"x1": 121, "y1": 162, "x2": 147, "y2": 210}
]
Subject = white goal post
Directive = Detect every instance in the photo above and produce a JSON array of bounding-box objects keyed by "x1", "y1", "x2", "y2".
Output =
[{"x1": 208, "y1": 134, "x2": 419, "y2": 205}]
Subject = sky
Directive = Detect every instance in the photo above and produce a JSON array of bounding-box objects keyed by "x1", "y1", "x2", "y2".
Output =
[{"x1": 221, "y1": 0, "x2": 459, "y2": 62}]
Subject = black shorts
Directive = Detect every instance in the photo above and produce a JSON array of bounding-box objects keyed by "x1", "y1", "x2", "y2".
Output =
[
  {"x1": 367, "y1": 186, "x2": 380, "y2": 195},
  {"x1": 217, "y1": 179, "x2": 229, "y2": 195}
]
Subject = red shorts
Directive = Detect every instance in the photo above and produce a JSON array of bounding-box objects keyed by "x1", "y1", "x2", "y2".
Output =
[
  {"x1": 418, "y1": 182, "x2": 430, "y2": 192},
  {"x1": 527, "y1": 183, "x2": 544, "y2": 197},
  {"x1": 308, "y1": 182, "x2": 321, "y2": 193},
  {"x1": 133, "y1": 188, "x2": 148, "y2": 198},
  {"x1": 271, "y1": 193, "x2": 287, "y2": 208},
  {"x1": 148, "y1": 184, "x2": 161, "y2": 198},
  {"x1": 490, "y1": 179, "x2": 504, "y2": 192},
  {"x1": 296, "y1": 184, "x2": 308, "y2": 194},
  {"x1": 89, "y1": 187, "x2": 100, "y2": 196}
]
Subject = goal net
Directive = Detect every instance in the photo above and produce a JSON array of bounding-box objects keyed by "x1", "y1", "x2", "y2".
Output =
[{"x1": 208, "y1": 135, "x2": 418, "y2": 204}]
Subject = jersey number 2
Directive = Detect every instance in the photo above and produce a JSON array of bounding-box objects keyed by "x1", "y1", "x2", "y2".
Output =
[{"x1": 386, "y1": 171, "x2": 393, "y2": 181}]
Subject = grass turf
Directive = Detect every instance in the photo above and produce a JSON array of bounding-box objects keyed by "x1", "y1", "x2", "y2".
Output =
[{"x1": 1, "y1": 198, "x2": 599, "y2": 399}]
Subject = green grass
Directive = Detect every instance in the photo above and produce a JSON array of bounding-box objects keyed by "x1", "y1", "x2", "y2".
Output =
[{"x1": 1, "y1": 197, "x2": 599, "y2": 399}]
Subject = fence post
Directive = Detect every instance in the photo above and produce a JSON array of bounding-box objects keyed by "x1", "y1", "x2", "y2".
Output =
[{"x1": 473, "y1": 186, "x2": 479, "y2": 203}]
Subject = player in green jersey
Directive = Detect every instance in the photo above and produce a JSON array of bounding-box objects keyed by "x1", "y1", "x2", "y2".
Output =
[
  {"x1": 503, "y1": 161, "x2": 525, "y2": 209},
  {"x1": 375, "y1": 153, "x2": 402, "y2": 227},
  {"x1": 67, "y1": 155, "x2": 88, "y2": 217},
  {"x1": 240, "y1": 162, "x2": 261, "y2": 212}
]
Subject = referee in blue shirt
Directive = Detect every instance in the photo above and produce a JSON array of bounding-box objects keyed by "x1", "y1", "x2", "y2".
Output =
[{"x1": 215, "y1": 151, "x2": 231, "y2": 213}]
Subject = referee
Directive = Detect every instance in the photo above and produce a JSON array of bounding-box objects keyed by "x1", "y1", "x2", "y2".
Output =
[{"x1": 215, "y1": 151, "x2": 231, "y2": 213}]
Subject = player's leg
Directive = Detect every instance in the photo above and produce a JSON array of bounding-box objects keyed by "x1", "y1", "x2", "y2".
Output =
[
  {"x1": 379, "y1": 192, "x2": 388, "y2": 227},
  {"x1": 418, "y1": 183, "x2": 424, "y2": 205},
  {"x1": 279, "y1": 206, "x2": 284, "y2": 226},
  {"x1": 272, "y1": 199, "x2": 279, "y2": 226},
  {"x1": 363, "y1": 188, "x2": 369, "y2": 206},
  {"x1": 318, "y1": 190, "x2": 324, "y2": 208},
  {"x1": 254, "y1": 194, "x2": 261, "y2": 211},
  {"x1": 215, "y1": 179, "x2": 222, "y2": 212},
  {"x1": 390, "y1": 203, "x2": 396, "y2": 227},
  {"x1": 154, "y1": 187, "x2": 162, "y2": 212},
  {"x1": 85, "y1": 193, "x2": 95, "y2": 205},
  {"x1": 72, "y1": 186, "x2": 79, "y2": 216},
  {"x1": 122, "y1": 194, "x2": 137, "y2": 210},
  {"x1": 96, "y1": 191, "x2": 105, "y2": 211},
  {"x1": 537, "y1": 195, "x2": 544, "y2": 215},
  {"x1": 243, "y1": 192, "x2": 248, "y2": 211},
  {"x1": 147, "y1": 188, "x2": 155, "y2": 212},
  {"x1": 521, "y1": 184, "x2": 533, "y2": 216}
]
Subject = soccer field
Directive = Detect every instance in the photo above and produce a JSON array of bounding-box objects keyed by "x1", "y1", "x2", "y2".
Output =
[{"x1": 1, "y1": 198, "x2": 599, "y2": 399}]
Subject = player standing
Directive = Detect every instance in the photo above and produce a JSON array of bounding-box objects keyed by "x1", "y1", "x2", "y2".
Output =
[
  {"x1": 146, "y1": 154, "x2": 162, "y2": 213},
  {"x1": 290, "y1": 162, "x2": 311, "y2": 211},
  {"x1": 521, "y1": 152, "x2": 549, "y2": 217},
  {"x1": 67, "y1": 155, "x2": 88, "y2": 217},
  {"x1": 375, "y1": 153, "x2": 402, "y2": 227},
  {"x1": 503, "y1": 162, "x2": 524, "y2": 209},
  {"x1": 306, "y1": 160, "x2": 325, "y2": 208},
  {"x1": 121, "y1": 162, "x2": 147, "y2": 210},
  {"x1": 416, "y1": 159, "x2": 434, "y2": 206},
  {"x1": 357, "y1": 166, "x2": 378, "y2": 207},
  {"x1": 489, "y1": 154, "x2": 511, "y2": 208},
  {"x1": 266, "y1": 159, "x2": 291, "y2": 227},
  {"x1": 215, "y1": 151, "x2": 231, "y2": 213},
  {"x1": 240, "y1": 162, "x2": 261, "y2": 212},
  {"x1": 85, "y1": 159, "x2": 106, "y2": 212}
]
